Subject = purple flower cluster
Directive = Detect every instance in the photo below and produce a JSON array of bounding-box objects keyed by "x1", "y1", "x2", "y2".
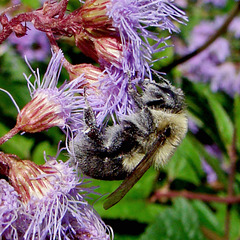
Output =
[
  {"x1": 229, "y1": 17, "x2": 240, "y2": 39},
  {"x1": 75, "y1": 0, "x2": 187, "y2": 124},
  {"x1": 177, "y1": 16, "x2": 240, "y2": 96},
  {"x1": 0, "y1": 153, "x2": 112, "y2": 240}
]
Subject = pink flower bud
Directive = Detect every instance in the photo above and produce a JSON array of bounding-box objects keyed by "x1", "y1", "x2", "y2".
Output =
[
  {"x1": 75, "y1": 31, "x2": 99, "y2": 62},
  {"x1": 94, "y1": 36, "x2": 123, "y2": 67},
  {"x1": 16, "y1": 90, "x2": 66, "y2": 133},
  {"x1": 18, "y1": 50, "x2": 85, "y2": 133},
  {"x1": 78, "y1": 0, "x2": 112, "y2": 28},
  {"x1": 69, "y1": 63, "x2": 103, "y2": 86},
  {"x1": 0, "y1": 152, "x2": 56, "y2": 203}
]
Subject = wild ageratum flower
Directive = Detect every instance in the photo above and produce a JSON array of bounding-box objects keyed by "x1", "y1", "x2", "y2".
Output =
[
  {"x1": 104, "y1": 0, "x2": 188, "y2": 121},
  {"x1": 78, "y1": 0, "x2": 187, "y2": 76},
  {"x1": 106, "y1": 0, "x2": 188, "y2": 74},
  {"x1": 16, "y1": 50, "x2": 86, "y2": 134},
  {"x1": 177, "y1": 17, "x2": 240, "y2": 96},
  {"x1": 69, "y1": 63, "x2": 138, "y2": 125},
  {"x1": 75, "y1": 0, "x2": 187, "y2": 124},
  {"x1": 0, "y1": 179, "x2": 21, "y2": 239},
  {"x1": 0, "y1": 152, "x2": 112, "y2": 240}
]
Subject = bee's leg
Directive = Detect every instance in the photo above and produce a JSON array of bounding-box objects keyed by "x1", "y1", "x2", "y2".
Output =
[
  {"x1": 128, "y1": 81, "x2": 145, "y2": 109},
  {"x1": 83, "y1": 89, "x2": 103, "y2": 143},
  {"x1": 127, "y1": 82, "x2": 155, "y2": 134}
]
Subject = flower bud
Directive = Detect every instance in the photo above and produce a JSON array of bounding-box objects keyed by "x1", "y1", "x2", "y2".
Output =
[
  {"x1": 0, "y1": 152, "x2": 57, "y2": 203},
  {"x1": 16, "y1": 50, "x2": 86, "y2": 134},
  {"x1": 0, "y1": 151, "x2": 112, "y2": 239},
  {"x1": 69, "y1": 63, "x2": 103, "y2": 86},
  {"x1": 76, "y1": 33, "x2": 123, "y2": 68},
  {"x1": 78, "y1": 0, "x2": 112, "y2": 28},
  {"x1": 94, "y1": 36, "x2": 123, "y2": 67},
  {"x1": 75, "y1": 30, "x2": 99, "y2": 62},
  {"x1": 16, "y1": 90, "x2": 66, "y2": 133}
]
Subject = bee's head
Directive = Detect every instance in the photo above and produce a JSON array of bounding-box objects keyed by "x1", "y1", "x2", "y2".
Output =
[{"x1": 141, "y1": 80, "x2": 185, "y2": 113}]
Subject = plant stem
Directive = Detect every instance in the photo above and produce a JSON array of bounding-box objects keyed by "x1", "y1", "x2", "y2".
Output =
[
  {"x1": 0, "y1": 0, "x2": 71, "y2": 44},
  {"x1": 0, "y1": 12, "x2": 34, "y2": 44},
  {"x1": 46, "y1": 32, "x2": 73, "y2": 73},
  {"x1": 224, "y1": 130, "x2": 237, "y2": 240},
  {"x1": 0, "y1": 125, "x2": 21, "y2": 145},
  {"x1": 150, "y1": 189, "x2": 240, "y2": 204},
  {"x1": 160, "y1": 1, "x2": 240, "y2": 73},
  {"x1": 201, "y1": 226, "x2": 224, "y2": 240}
]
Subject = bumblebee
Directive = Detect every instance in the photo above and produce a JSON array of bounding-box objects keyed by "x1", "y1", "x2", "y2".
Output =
[{"x1": 72, "y1": 80, "x2": 188, "y2": 208}]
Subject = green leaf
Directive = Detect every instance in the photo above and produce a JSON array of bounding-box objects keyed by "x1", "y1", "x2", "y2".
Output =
[
  {"x1": 0, "y1": 48, "x2": 31, "y2": 119},
  {"x1": 22, "y1": 0, "x2": 40, "y2": 8},
  {"x1": 90, "y1": 167, "x2": 157, "y2": 201},
  {"x1": 95, "y1": 199, "x2": 165, "y2": 224},
  {"x1": 234, "y1": 94, "x2": 240, "y2": 152},
  {"x1": 189, "y1": 136, "x2": 227, "y2": 187},
  {"x1": 32, "y1": 141, "x2": 67, "y2": 165},
  {"x1": 140, "y1": 198, "x2": 206, "y2": 240},
  {"x1": 204, "y1": 91, "x2": 233, "y2": 148},
  {"x1": 180, "y1": 136, "x2": 204, "y2": 177},
  {"x1": 192, "y1": 200, "x2": 222, "y2": 235},
  {"x1": 114, "y1": 235, "x2": 139, "y2": 240},
  {"x1": 213, "y1": 203, "x2": 240, "y2": 240},
  {"x1": 0, "y1": 123, "x2": 34, "y2": 159},
  {"x1": 87, "y1": 168, "x2": 160, "y2": 222},
  {"x1": 166, "y1": 136, "x2": 203, "y2": 185}
]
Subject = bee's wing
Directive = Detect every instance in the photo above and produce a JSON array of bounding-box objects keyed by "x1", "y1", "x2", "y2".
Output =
[{"x1": 103, "y1": 133, "x2": 166, "y2": 210}]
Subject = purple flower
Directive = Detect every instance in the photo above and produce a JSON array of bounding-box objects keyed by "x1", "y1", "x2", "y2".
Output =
[
  {"x1": 202, "y1": 0, "x2": 227, "y2": 7},
  {"x1": 174, "y1": 0, "x2": 188, "y2": 8},
  {"x1": 76, "y1": 0, "x2": 188, "y2": 124},
  {"x1": 177, "y1": 17, "x2": 240, "y2": 96},
  {"x1": 211, "y1": 62, "x2": 238, "y2": 95},
  {"x1": 187, "y1": 18, "x2": 228, "y2": 61},
  {"x1": 107, "y1": 0, "x2": 188, "y2": 76},
  {"x1": 202, "y1": 159, "x2": 217, "y2": 183},
  {"x1": 16, "y1": 50, "x2": 86, "y2": 133},
  {"x1": 188, "y1": 117, "x2": 199, "y2": 134},
  {"x1": 93, "y1": 69, "x2": 137, "y2": 124},
  {"x1": 0, "y1": 179, "x2": 20, "y2": 239},
  {"x1": 104, "y1": 0, "x2": 187, "y2": 120},
  {"x1": 201, "y1": 145, "x2": 222, "y2": 183},
  {"x1": 0, "y1": 152, "x2": 112, "y2": 240},
  {"x1": 229, "y1": 17, "x2": 240, "y2": 39},
  {"x1": 8, "y1": 23, "x2": 50, "y2": 62}
]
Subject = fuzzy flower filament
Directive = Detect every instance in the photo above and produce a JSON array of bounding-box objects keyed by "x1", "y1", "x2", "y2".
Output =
[
  {"x1": 0, "y1": 179, "x2": 20, "y2": 238},
  {"x1": 75, "y1": 0, "x2": 187, "y2": 74}
]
